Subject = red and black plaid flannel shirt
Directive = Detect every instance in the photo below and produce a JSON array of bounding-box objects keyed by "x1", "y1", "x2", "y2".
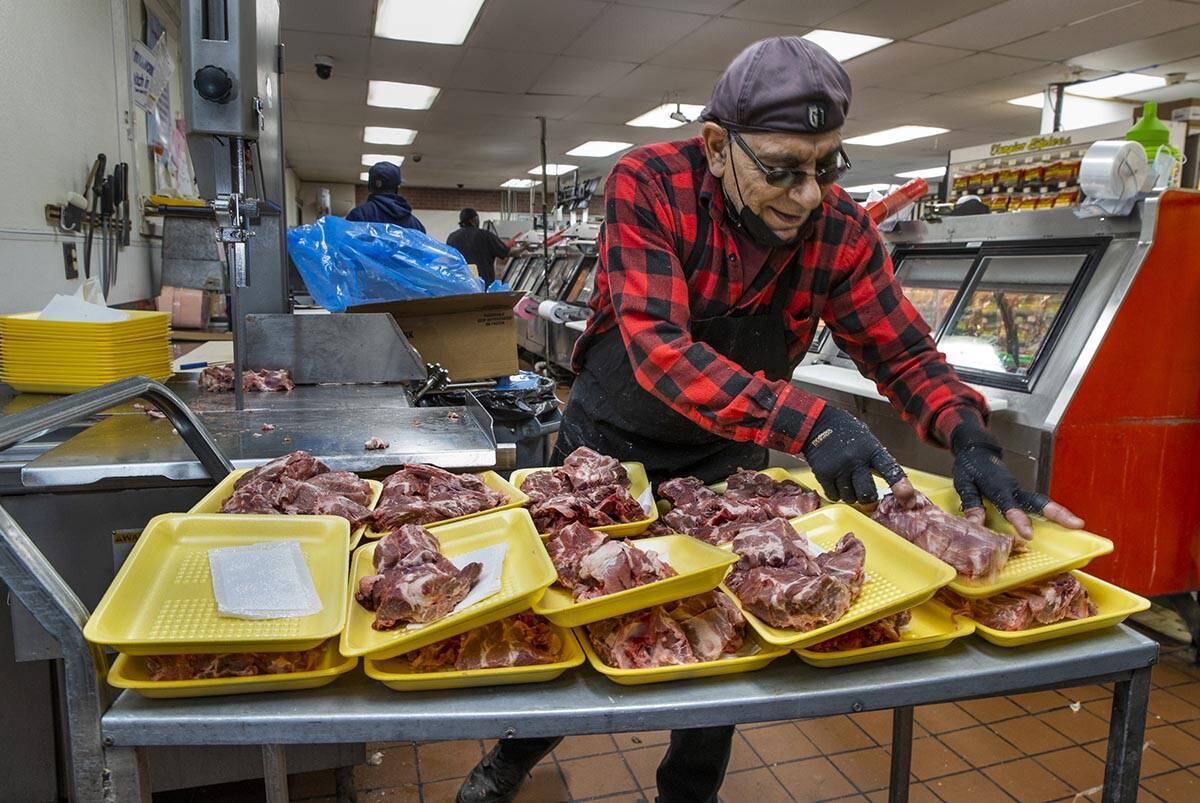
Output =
[{"x1": 572, "y1": 137, "x2": 987, "y2": 453}]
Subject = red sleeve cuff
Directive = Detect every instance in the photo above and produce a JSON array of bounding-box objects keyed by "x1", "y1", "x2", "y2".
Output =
[
  {"x1": 760, "y1": 383, "x2": 825, "y2": 453},
  {"x1": 932, "y1": 404, "x2": 987, "y2": 449}
]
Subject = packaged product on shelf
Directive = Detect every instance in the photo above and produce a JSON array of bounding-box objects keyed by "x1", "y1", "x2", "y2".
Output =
[
  {"x1": 986, "y1": 194, "x2": 1011, "y2": 212},
  {"x1": 998, "y1": 167, "x2": 1022, "y2": 186},
  {"x1": 952, "y1": 174, "x2": 970, "y2": 194},
  {"x1": 1020, "y1": 165, "x2": 1045, "y2": 185},
  {"x1": 1035, "y1": 193, "x2": 1056, "y2": 210},
  {"x1": 1053, "y1": 189, "x2": 1081, "y2": 208},
  {"x1": 979, "y1": 170, "x2": 1000, "y2": 188}
]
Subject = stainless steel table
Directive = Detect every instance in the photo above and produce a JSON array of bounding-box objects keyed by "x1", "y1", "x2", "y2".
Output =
[{"x1": 100, "y1": 627, "x2": 1157, "y2": 803}]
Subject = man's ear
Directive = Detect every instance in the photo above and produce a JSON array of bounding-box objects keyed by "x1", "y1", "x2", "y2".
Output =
[{"x1": 701, "y1": 122, "x2": 729, "y2": 178}]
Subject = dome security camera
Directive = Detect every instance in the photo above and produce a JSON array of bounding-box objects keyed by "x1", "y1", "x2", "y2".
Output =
[{"x1": 314, "y1": 55, "x2": 334, "y2": 80}]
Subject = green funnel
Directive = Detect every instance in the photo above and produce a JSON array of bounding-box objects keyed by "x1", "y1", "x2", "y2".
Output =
[{"x1": 1125, "y1": 102, "x2": 1171, "y2": 160}]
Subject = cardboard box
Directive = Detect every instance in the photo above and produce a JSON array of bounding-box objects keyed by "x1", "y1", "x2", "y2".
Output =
[{"x1": 348, "y1": 292, "x2": 522, "y2": 381}]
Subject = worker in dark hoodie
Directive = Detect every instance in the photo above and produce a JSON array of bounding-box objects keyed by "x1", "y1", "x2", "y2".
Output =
[{"x1": 346, "y1": 161, "x2": 426, "y2": 232}]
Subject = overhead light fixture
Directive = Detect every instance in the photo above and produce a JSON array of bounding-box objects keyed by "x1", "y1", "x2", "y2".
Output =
[
  {"x1": 1066, "y1": 72, "x2": 1166, "y2": 99},
  {"x1": 1007, "y1": 92, "x2": 1045, "y2": 108},
  {"x1": 844, "y1": 125, "x2": 949, "y2": 146},
  {"x1": 367, "y1": 80, "x2": 440, "y2": 110},
  {"x1": 374, "y1": 0, "x2": 485, "y2": 45},
  {"x1": 361, "y1": 153, "x2": 405, "y2": 166},
  {"x1": 527, "y1": 164, "x2": 578, "y2": 176},
  {"x1": 566, "y1": 141, "x2": 633, "y2": 157},
  {"x1": 359, "y1": 172, "x2": 370, "y2": 182},
  {"x1": 626, "y1": 102, "x2": 706, "y2": 128},
  {"x1": 802, "y1": 29, "x2": 891, "y2": 62},
  {"x1": 364, "y1": 126, "x2": 417, "y2": 146},
  {"x1": 842, "y1": 183, "x2": 893, "y2": 193},
  {"x1": 896, "y1": 166, "x2": 947, "y2": 179},
  {"x1": 501, "y1": 178, "x2": 538, "y2": 188}
]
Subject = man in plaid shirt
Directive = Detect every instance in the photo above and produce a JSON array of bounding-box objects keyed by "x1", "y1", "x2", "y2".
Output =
[{"x1": 459, "y1": 36, "x2": 1082, "y2": 803}]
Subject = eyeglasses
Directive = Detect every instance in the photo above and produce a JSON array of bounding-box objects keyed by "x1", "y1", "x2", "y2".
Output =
[{"x1": 728, "y1": 128, "x2": 851, "y2": 189}]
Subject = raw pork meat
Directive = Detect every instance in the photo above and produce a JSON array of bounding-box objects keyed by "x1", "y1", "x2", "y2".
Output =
[
  {"x1": 544, "y1": 522, "x2": 675, "y2": 600},
  {"x1": 658, "y1": 470, "x2": 818, "y2": 545},
  {"x1": 372, "y1": 464, "x2": 507, "y2": 530},
  {"x1": 363, "y1": 437, "x2": 389, "y2": 450},
  {"x1": 220, "y1": 451, "x2": 372, "y2": 528},
  {"x1": 198, "y1": 365, "x2": 294, "y2": 393},
  {"x1": 808, "y1": 610, "x2": 912, "y2": 652},
  {"x1": 938, "y1": 573, "x2": 1096, "y2": 631},
  {"x1": 664, "y1": 591, "x2": 745, "y2": 661},
  {"x1": 145, "y1": 645, "x2": 324, "y2": 681},
  {"x1": 586, "y1": 606, "x2": 697, "y2": 669},
  {"x1": 356, "y1": 525, "x2": 482, "y2": 630},
  {"x1": 404, "y1": 613, "x2": 561, "y2": 672},
  {"x1": 519, "y1": 447, "x2": 645, "y2": 534},
  {"x1": 725, "y1": 519, "x2": 865, "y2": 631},
  {"x1": 871, "y1": 493, "x2": 1024, "y2": 580}
]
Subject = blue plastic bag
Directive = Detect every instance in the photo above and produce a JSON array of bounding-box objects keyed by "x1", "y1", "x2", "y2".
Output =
[{"x1": 287, "y1": 215, "x2": 486, "y2": 311}]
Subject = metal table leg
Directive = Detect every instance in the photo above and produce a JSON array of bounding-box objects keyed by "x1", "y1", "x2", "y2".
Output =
[
  {"x1": 1102, "y1": 665, "x2": 1153, "y2": 803},
  {"x1": 103, "y1": 746, "x2": 151, "y2": 803},
  {"x1": 889, "y1": 706, "x2": 914, "y2": 803},
  {"x1": 263, "y1": 744, "x2": 289, "y2": 803},
  {"x1": 335, "y1": 765, "x2": 358, "y2": 803}
]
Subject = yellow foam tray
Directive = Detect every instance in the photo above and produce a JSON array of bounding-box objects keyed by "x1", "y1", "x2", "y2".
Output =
[
  {"x1": 364, "y1": 620, "x2": 584, "y2": 691},
  {"x1": 0, "y1": 374, "x2": 175, "y2": 395},
  {"x1": 0, "y1": 309, "x2": 169, "y2": 333},
  {"x1": 787, "y1": 465, "x2": 955, "y2": 499},
  {"x1": 533, "y1": 535, "x2": 738, "y2": 627},
  {"x1": 341, "y1": 508, "x2": 556, "y2": 660},
  {"x1": 720, "y1": 506, "x2": 956, "y2": 648},
  {"x1": 106, "y1": 640, "x2": 357, "y2": 699},
  {"x1": 794, "y1": 600, "x2": 974, "y2": 667},
  {"x1": 576, "y1": 625, "x2": 789, "y2": 686},
  {"x1": 364, "y1": 470, "x2": 529, "y2": 539},
  {"x1": 84, "y1": 513, "x2": 350, "y2": 655},
  {"x1": 510, "y1": 462, "x2": 658, "y2": 537},
  {"x1": 961, "y1": 570, "x2": 1149, "y2": 648},
  {"x1": 189, "y1": 467, "x2": 383, "y2": 551}
]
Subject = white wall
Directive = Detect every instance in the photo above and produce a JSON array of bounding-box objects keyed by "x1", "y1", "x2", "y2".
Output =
[
  {"x1": 284, "y1": 167, "x2": 300, "y2": 227},
  {"x1": 0, "y1": 0, "x2": 185, "y2": 313},
  {"x1": 296, "y1": 180, "x2": 357, "y2": 223},
  {"x1": 413, "y1": 210, "x2": 503, "y2": 242}
]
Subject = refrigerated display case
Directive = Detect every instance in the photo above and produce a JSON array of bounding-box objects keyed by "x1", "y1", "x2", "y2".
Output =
[{"x1": 795, "y1": 190, "x2": 1200, "y2": 602}]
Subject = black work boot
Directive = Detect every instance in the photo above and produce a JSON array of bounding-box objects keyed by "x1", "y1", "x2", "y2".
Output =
[{"x1": 456, "y1": 736, "x2": 563, "y2": 803}]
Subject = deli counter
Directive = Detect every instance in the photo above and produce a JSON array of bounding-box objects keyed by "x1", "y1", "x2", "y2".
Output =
[{"x1": 796, "y1": 190, "x2": 1200, "y2": 600}]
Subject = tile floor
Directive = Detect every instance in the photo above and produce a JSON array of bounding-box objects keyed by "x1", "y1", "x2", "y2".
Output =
[{"x1": 154, "y1": 634, "x2": 1200, "y2": 803}]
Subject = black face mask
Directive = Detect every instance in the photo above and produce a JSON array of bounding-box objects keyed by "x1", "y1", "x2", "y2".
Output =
[{"x1": 725, "y1": 145, "x2": 806, "y2": 248}]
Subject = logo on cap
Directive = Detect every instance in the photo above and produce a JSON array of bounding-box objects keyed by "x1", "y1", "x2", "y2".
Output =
[{"x1": 807, "y1": 105, "x2": 826, "y2": 130}]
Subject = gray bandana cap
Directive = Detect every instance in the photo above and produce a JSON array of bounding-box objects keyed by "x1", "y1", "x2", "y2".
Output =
[{"x1": 700, "y1": 36, "x2": 851, "y2": 134}]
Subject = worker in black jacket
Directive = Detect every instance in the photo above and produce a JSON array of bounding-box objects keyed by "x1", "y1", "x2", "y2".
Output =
[
  {"x1": 446, "y1": 208, "x2": 523, "y2": 285},
  {"x1": 346, "y1": 162, "x2": 425, "y2": 232}
]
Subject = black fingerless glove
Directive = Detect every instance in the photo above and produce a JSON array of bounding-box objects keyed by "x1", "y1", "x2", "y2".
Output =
[
  {"x1": 801, "y1": 405, "x2": 906, "y2": 504},
  {"x1": 951, "y1": 420, "x2": 1048, "y2": 516}
]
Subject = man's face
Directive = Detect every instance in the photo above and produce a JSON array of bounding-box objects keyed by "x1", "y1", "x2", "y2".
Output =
[{"x1": 701, "y1": 122, "x2": 842, "y2": 242}]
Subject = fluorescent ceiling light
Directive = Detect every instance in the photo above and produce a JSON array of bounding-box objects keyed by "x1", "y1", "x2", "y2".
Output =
[
  {"x1": 364, "y1": 126, "x2": 417, "y2": 146},
  {"x1": 626, "y1": 102, "x2": 706, "y2": 128},
  {"x1": 896, "y1": 166, "x2": 947, "y2": 179},
  {"x1": 844, "y1": 125, "x2": 949, "y2": 146},
  {"x1": 802, "y1": 29, "x2": 891, "y2": 62},
  {"x1": 367, "y1": 80, "x2": 440, "y2": 110},
  {"x1": 501, "y1": 178, "x2": 538, "y2": 188},
  {"x1": 1066, "y1": 73, "x2": 1166, "y2": 99},
  {"x1": 361, "y1": 153, "x2": 405, "y2": 166},
  {"x1": 1007, "y1": 92, "x2": 1045, "y2": 108},
  {"x1": 566, "y1": 140, "x2": 633, "y2": 157},
  {"x1": 527, "y1": 164, "x2": 578, "y2": 176},
  {"x1": 842, "y1": 183, "x2": 892, "y2": 193},
  {"x1": 359, "y1": 172, "x2": 369, "y2": 182},
  {"x1": 374, "y1": 0, "x2": 485, "y2": 45}
]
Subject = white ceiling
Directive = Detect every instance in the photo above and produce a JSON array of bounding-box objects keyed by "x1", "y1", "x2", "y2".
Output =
[{"x1": 280, "y1": 0, "x2": 1200, "y2": 190}]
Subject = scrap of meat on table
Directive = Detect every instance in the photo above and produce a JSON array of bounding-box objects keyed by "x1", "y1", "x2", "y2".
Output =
[
  {"x1": 355, "y1": 524, "x2": 482, "y2": 630},
  {"x1": 937, "y1": 573, "x2": 1096, "y2": 631},
  {"x1": 519, "y1": 447, "x2": 645, "y2": 533},
  {"x1": 199, "y1": 365, "x2": 295, "y2": 393},
  {"x1": 403, "y1": 613, "x2": 562, "y2": 671},
  {"x1": 219, "y1": 450, "x2": 373, "y2": 528},
  {"x1": 145, "y1": 645, "x2": 325, "y2": 681},
  {"x1": 808, "y1": 610, "x2": 911, "y2": 652},
  {"x1": 725, "y1": 518, "x2": 866, "y2": 631},
  {"x1": 545, "y1": 522, "x2": 675, "y2": 601},
  {"x1": 585, "y1": 591, "x2": 747, "y2": 669},
  {"x1": 658, "y1": 469, "x2": 820, "y2": 545},
  {"x1": 372, "y1": 464, "x2": 507, "y2": 530},
  {"x1": 871, "y1": 492, "x2": 1025, "y2": 580}
]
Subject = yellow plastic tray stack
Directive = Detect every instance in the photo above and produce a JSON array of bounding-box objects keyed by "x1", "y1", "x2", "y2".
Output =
[{"x1": 0, "y1": 309, "x2": 172, "y2": 393}]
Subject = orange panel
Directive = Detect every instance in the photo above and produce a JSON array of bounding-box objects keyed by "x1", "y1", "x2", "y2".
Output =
[{"x1": 1051, "y1": 191, "x2": 1200, "y2": 596}]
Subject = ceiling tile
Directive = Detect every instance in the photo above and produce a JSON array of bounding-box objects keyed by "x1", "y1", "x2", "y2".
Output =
[
  {"x1": 937, "y1": 64, "x2": 1095, "y2": 102},
  {"x1": 994, "y1": 0, "x2": 1200, "y2": 60},
  {"x1": 367, "y1": 40, "x2": 467, "y2": 87},
  {"x1": 649, "y1": 17, "x2": 810, "y2": 70},
  {"x1": 848, "y1": 87, "x2": 936, "y2": 119},
  {"x1": 821, "y1": 0, "x2": 1004, "y2": 39},
  {"x1": 1154, "y1": 56, "x2": 1200, "y2": 77},
  {"x1": 433, "y1": 89, "x2": 589, "y2": 119},
  {"x1": 723, "y1": 0, "x2": 866, "y2": 25},
  {"x1": 561, "y1": 95, "x2": 670, "y2": 125},
  {"x1": 286, "y1": 74, "x2": 366, "y2": 104},
  {"x1": 598, "y1": 63, "x2": 722, "y2": 102},
  {"x1": 530, "y1": 56, "x2": 638, "y2": 96},
  {"x1": 281, "y1": 0, "x2": 375, "y2": 37},
  {"x1": 448, "y1": 48, "x2": 555, "y2": 93},
  {"x1": 568, "y1": 5, "x2": 709, "y2": 63},
  {"x1": 465, "y1": 0, "x2": 608, "y2": 54},
  {"x1": 913, "y1": 0, "x2": 1138, "y2": 50},
  {"x1": 1069, "y1": 22, "x2": 1200, "y2": 72},
  {"x1": 1123, "y1": 80, "x2": 1200, "y2": 100},
  {"x1": 870, "y1": 52, "x2": 1048, "y2": 94},
  {"x1": 620, "y1": 0, "x2": 740, "y2": 12},
  {"x1": 843, "y1": 42, "x2": 973, "y2": 88},
  {"x1": 281, "y1": 30, "x2": 370, "y2": 79}
]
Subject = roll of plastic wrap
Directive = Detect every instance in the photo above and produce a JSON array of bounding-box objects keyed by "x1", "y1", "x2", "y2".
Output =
[
  {"x1": 537, "y1": 299, "x2": 571, "y2": 324},
  {"x1": 1079, "y1": 140, "x2": 1148, "y2": 201}
]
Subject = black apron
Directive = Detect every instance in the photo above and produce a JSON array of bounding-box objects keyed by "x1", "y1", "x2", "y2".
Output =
[{"x1": 558, "y1": 243, "x2": 804, "y2": 486}]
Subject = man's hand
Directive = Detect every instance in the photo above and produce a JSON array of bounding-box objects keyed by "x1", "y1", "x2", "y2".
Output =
[
  {"x1": 801, "y1": 406, "x2": 916, "y2": 507},
  {"x1": 952, "y1": 423, "x2": 1084, "y2": 539}
]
